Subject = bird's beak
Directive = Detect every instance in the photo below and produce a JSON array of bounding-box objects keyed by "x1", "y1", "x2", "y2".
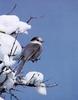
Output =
[{"x1": 41, "y1": 41, "x2": 44, "y2": 43}]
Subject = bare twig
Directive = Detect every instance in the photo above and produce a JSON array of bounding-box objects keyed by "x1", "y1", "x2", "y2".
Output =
[
  {"x1": 14, "y1": 79, "x2": 58, "y2": 89},
  {"x1": 45, "y1": 83, "x2": 58, "y2": 88},
  {"x1": 7, "y1": 90, "x2": 20, "y2": 100},
  {"x1": 26, "y1": 16, "x2": 44, "y2": 23},
  {"x1": 10, "y1": 88, "x2": 22, "y2": 93},
  {"x1": 13, "y1": 46, "x2": 17, "y2": 56},
  {"x1": 9, "y1": 33, "x2": 18, "y2": 57}
]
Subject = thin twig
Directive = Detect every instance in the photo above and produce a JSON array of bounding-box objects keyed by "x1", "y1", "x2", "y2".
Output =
[
  {"x1": 9, "y1": 33, "x2": 18, "y2": 57},
  {"x1": 10, "y1": 88, "x2": 22, "y2": 93},
  {"x1": 7, "y1": 90, "x2": 20, "y2": 100},
  {"x1": 45, "y1": 83, "x2": 58, "y2": 88},
  {"x1": 26, "y1": 16, "x2": 44, "y2": 23},
  {"x1": 13, "y1": 46, "x2": 17, "y2": 56},
  {"x1": 14, "y1": 80, "x2": 58, "y2": 89}
]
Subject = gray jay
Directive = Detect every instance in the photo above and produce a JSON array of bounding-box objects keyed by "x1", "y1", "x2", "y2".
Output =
[{"x1": 16, "y1": 36, "x2": 43, "y2": 75}]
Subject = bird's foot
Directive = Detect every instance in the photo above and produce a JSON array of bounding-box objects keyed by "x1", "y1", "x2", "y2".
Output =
[{"x1": 31, "y1": 58, "x2": 40, "y2": 63}]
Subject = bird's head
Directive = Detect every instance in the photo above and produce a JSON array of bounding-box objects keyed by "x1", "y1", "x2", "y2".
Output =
[{"x1": 30, "y1": 36, "x2": 44, "y2": 43}]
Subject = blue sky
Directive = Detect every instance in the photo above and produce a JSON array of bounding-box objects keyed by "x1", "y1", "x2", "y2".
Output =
[{"x1": 0, "y1": 0, "x2": 78, "y2": 100}]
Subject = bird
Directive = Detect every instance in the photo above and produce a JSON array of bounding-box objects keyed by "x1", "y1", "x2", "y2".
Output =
[{"x1": 16, "y1": 36, "x2": 44, "y2": 75}]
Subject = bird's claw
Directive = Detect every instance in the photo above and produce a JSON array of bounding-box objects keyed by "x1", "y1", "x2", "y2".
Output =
[{"x1": 31, "y1": 58, "x2": 40, "y2": 63}]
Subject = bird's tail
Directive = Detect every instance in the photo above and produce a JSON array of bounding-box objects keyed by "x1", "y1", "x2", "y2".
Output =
[
  {"x1": 15, "y1": 60, "x2": 26, "y2": 76},
  {"x1": 15, "y1": 52, "x2": 34, "y2": 76}
]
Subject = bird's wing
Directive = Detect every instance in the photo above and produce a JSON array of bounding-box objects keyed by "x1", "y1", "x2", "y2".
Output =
[
  {"x1": 16, "y1": 43, "x2": 40, "y2": 75},
  {"x1": 20, "y1": 43, "x2": 40, "y2": 61}
]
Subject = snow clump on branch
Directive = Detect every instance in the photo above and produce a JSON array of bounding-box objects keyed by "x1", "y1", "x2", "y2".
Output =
[{"x1": 0, "y1": 15, "x2": 31, "y2": 35}]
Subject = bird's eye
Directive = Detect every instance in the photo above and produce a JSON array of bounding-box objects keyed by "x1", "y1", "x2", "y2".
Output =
[{"x1": 37, "y1": 39, "x2": 39, "y2": 41}]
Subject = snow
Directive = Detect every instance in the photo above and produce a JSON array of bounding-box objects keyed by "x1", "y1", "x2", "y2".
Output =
[
  {"x1": 23, "y1": 71, "x2": 47, "y2": 95},
  {"x1": 0, "y1": 97, "x2": 4, "y2": 100},
  {"x1": 0, "y1": 32, "x2": 22, "y2": 66},
  {"x1": 36, "y1": 83, "x2": 47, "y2": 95},
  {"x1": 0, "y1": 67, "x2": 16, "y2": 90},
  {"x1": 0, "y1": 72, "x2": 6, "y2": 84},
  {"x1": 24, "y1": 71, "x2": 44, "y2": 84},
  {"x1": 0, "y1": 15, "x2": 31, "y2": 35}
]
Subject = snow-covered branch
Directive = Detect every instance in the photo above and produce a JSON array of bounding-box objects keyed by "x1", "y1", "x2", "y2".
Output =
[
  {"x1": 0, "y1": 15, "x2": 31, "y2": 35},
  {"x1": 0, "y1": 15, "x2": 57, "y2": 100}
]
